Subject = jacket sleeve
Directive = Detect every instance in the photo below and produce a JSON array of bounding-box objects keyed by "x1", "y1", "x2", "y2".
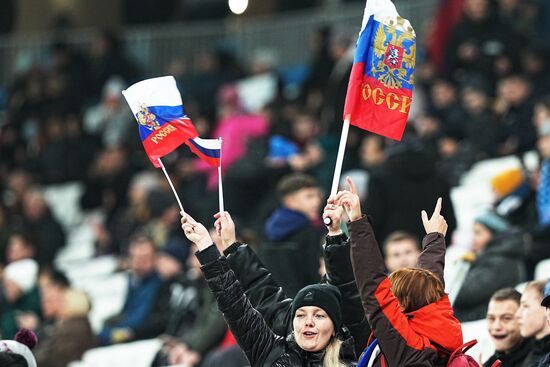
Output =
[
  {"x1": 197, "y1": 244, "x2": 284, "y2": 366},
  {"x1": 224, "y1": 242, "x2": 292, "y2": 337},
  {"x1": 181, "y1": 287, "x2": 228, "y2": 355},
  {"x1": 349, "y1": 216, "x2": 437, "y2": 367},
  {"x1": 131, "y1": 280, "x2": 171, "y2": 340},
  {"x1": 417, "y1": 232, "x2": 447, "y2": 285},
  {"x1": 324, "y1": 233, "x2": 371, "y2": 356}
]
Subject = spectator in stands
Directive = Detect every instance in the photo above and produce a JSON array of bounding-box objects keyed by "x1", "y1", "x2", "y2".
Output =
[
  {"x1": 383, "y1": 231, "x2": 421, "y2": 273},
  {"x1": 20, "y1": 188, "x2": 65, "y2": 266},
  {"x1": 5, "y1": 233, "x2": 37, "y2": 265},
  {"x1": 154, "y1": 242, "x2": 227, "y2": 367},
  {"x1": 365, "y1": 134, "x2": 456, "y2": 245},
  {"x1": 0, "y1": 259, "x2": 40, "y2": 339},
  {"x1": 0, "y1": 329, "x2": 38, "y2": 367},
  {"x1": 180, "y1": 213, "x2": 357, "y2": 367},
  {"x1": 339, "y1": 180, "x2": 463, "y2": 366},
  {"x1": 454, "y1": 212, "x2": 526, "y2": 321},
  {"x1": 484, "y1": 288, "x2": 531, "y2": 367},
  {"x1": 97, "y1": 235, "x2": 161, "y2": 345},
  {"x1": 516, "y1": 280, "x2": 550, "y2": 366},
  {"x1": 34, "y1": 290, "x2": 96, "y2": 367},
  {"x1": 261, "y1": 173, "x2": 323, "y2": 297},
  {"x1": 538, "y1": 281, "x2": 550, "y2": 367}
]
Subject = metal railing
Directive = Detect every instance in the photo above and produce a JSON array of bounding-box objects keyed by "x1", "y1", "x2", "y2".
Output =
[{"x1": 0, "y1": 0, "x2": 437, "y2": 87}]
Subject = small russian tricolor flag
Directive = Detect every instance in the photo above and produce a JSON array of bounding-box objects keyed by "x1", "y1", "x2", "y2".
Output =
[{"x1": 188, "y1": 137, "x2": 222, "y2": 167}]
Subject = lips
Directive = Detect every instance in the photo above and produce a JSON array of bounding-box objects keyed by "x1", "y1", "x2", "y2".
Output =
[
  {"x1": 491, "y1": 334, "x2": 508, "y2": 340},
  {"x1": 303, "y1": 331, "x2": 317, "y2": 338}
]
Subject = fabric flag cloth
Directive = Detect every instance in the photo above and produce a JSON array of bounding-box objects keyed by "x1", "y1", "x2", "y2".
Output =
[
  {"x1": 122, "y1": 76, "x2": 221, "y2": 167},
  {"x1": 343, "y1": 0, "x2": 416, "y2": 141}
]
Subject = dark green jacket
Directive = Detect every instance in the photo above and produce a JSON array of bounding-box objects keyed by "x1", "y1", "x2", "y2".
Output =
[{"x1": 0, "y1": 287, "x2": 41, "y2": 338}]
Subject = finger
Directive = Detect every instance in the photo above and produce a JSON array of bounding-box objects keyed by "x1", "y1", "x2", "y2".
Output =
[
  {"x1": 327, "y1": 195, "x2": 337, "y2": 205},
  {"x1": 421, "y1": 210, "x2": 429, "y2": 225},
  {"x1": 213, "y1": 212, "x2": 221, "y2": 219},
  {"x1": 432, "y1": 197, "x2": 442, "y2": 219},
  {"x1": 185, "y1": 213, "x2": 198, "y2": 225},
  {"x1": 346, "y1": 176, "x2": 358, "y2": 195}
]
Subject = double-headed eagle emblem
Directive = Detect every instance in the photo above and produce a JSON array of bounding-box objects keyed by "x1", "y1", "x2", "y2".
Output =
[
  {"x1": 137, "y1": 103, "x2": 161, "y2": 131},
  {"x1": 372, "y1": 16, "x2": 416, "y2": 89}
]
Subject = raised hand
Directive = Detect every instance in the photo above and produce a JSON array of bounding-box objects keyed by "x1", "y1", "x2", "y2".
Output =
[
  {"x1": 334, "y1": 177, "x2": 362, "y2": 222},
  {"x1": 181, "y1": 212, "x2": 212, "y2": 250},
  {"x1": 324, "y1": 196, "x2": 344, "y2": 236},
  {"x1": 213, "y1": 211, "x2": 237, "y2": 249},
  {"x1": 421, "y1": 198, "x2": 448, "y2": 236}
]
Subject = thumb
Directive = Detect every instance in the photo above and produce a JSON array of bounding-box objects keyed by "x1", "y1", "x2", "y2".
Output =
[{"x1": 421, "y1": 210, "x2": 429, "y2": 225}]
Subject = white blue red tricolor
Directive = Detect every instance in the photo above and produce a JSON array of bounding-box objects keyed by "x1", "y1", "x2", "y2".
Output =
[
  {"x1": 343, "y1": 0, "x2": 416, "y2": 140},
  {"x1": 122, "y1": 76, "x2": 221, "y2": 167}
]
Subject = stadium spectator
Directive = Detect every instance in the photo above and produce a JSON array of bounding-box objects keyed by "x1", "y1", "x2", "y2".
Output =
[
  {"x1": 454, "y1": 212, "x2": 526, "y2": 322},
  {"x1": 0, "y1": 259, "x2": 40, "y2": 339},
  {"x1": 382, "y1": 231, "x2": 421, "y2": 273},
  {"x1": 97, "y1": 235, "x2": 161, "y2": 345},
  {"x1": 483, "y1": 288, "x2": 531, "y2": 367},
  {"x1": 537, "y1": 281, "x2": 550, "y2": 367},
  {"x1": 5, "y1": 233, "x2": 37, "y2": 265},
  {"x1": 516, "y1": 280, "x2": 550, "y2": 366},
  {"x1": 261, "y1": 173, "x2": 323, "y2": 297}
]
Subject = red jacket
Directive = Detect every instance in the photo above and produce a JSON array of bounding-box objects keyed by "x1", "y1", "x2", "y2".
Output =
[{"x1": 349, "y1": 216, "x2": 463, "y2": 367}]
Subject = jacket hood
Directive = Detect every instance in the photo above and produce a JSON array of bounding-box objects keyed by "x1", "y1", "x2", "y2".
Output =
[
  {"x1": 408, "y1": 295, "x2": 463, "y2": 352},
  {"x1": 265, "y1": 207, "x2": 311, "y2": 241}
]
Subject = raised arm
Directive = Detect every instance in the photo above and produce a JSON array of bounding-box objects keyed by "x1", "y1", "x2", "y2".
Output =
[
  {"x1": 181, "y1": 213, "x2": 284, "y2": 366},
  {"x1": 417, "y1": 198, "x2": 448, "y2": 284},
  {"x1": 323, "y1": 197, "x2": 371, "y2": 354},
  {"x1": 214, "y1": 212, "x2": 292, "y2": 337}
]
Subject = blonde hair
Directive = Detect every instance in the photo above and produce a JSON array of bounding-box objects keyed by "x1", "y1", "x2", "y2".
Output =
[
  {"x1": 322, "y1": 338, "x2": 346, "y2": 367},
  {"x1": 389, "y1": 268, "x2": 445, "y2": 313}
]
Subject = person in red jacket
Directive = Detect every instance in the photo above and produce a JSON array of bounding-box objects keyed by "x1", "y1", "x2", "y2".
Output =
[{"x1": 335, "y1": 177, "x2": 463, "y2": 367}]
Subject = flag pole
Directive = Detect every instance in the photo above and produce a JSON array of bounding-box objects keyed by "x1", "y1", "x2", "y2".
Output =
[
  {"x1": 158, "y1": 158, "x2": 185, "y2": 214},
  {"x1": 218, "y1": 137, "x2": 225, "y2": 217},
  {"x1": 330, "y1": 116, "x2": 351, "y2": 197},
  {"x1": 325, "y1": 116, "x2": 350, "y2": 226}
]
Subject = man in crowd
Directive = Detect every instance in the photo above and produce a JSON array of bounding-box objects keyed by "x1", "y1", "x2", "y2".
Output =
[
  {"x1": 383, "y1": 231, "x2": 421, "y2": 273},
  {"x1": 261, "y1": 173, "x2": 323, "y2": 297},
  {"x1": 538, "y1": 280, "x2": 550, "y2": 366},
  {"x1": 483, "y1": 288, "x2": 531, "y2": 367},
  {"x1": 98, "y1": 235, "x2": 162, "y2": 345},
  {"x1": 516, "y1": 280, "x2": 550, "y2": 366}
]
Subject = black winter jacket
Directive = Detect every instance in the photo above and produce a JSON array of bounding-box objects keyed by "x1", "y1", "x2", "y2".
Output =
[
  {"x1": 224, "y1": 233, "x2": 370, "y2": 356},
  {"x1": 197, "y1": 245, "x2": 357, "y2": 367}
]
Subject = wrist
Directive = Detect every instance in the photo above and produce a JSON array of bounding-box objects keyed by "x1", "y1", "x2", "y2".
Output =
[
  {"x1": 196, "y1": 237, "x2": 213, "y2": 251},
  {"x1": 328, "y1": 229, "x2": 343, "y2": 236},
  {"x1": 222, "y1": 238, "x2": 236, "y2": 249}
]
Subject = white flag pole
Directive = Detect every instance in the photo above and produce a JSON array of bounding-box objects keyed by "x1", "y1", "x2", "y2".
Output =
[
  {"x1": 158, "y1": 158, "x2": 185, "y2": 214},
  {"x1": 325, "y1": 116, "x2": 350, "y2": 226},
  {"x1": 330, "y1": 116, "x2": 351, "y2": 197},
  {"x1": 218, "y1": 137, "x2": 225, "y2": 217}
]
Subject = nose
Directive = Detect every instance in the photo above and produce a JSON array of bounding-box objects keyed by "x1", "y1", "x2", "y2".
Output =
[{"x1": 305, "y1": 315, "x2": 315, "y2": 327}]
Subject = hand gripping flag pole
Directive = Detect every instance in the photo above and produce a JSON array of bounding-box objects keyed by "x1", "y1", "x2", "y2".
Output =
[{"x1": 217, "y1": 137, "x2": 225, "y2": 217}]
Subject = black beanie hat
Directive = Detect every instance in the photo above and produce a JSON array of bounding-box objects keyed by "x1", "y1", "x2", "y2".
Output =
[{"x1": 291, "y1": 284, "x2": 343, "y2": 331}]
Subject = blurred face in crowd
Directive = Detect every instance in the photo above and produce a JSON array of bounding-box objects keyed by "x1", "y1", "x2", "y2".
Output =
[
  {"x1": 537, "y1": 135, "x2": 550, "y2": 160},
  {"x1": 284, "y1": 187, "x2": 322, "y2": 221},
  {"x1": 3, "y1": 279, "x2": 22, "y2": 303},
  {"x1": 293, "y1": 306, "x2": 335, "y2": 352},
  {"x1": 498, "y1": 77, "x2": 530, "y2": 106},
  {"x1": 360, "y1": 136, "x2": 385, "y2": 168},
  {"x1": 486, "y1": 299, "x2": 522, "y2": 352},
  {"x1": 40, "y1": 281, "x2": 65, "y2": 319},
  {"x1": 534, "y1": 103, "x2": 550, "y2": 128},
  {"x1": 292, "y1": 115, "x2": 319, "y2": 143},
  {"x1": 415, "y1": 116, "x2": 440, "y2": 138},
  {"x1": 516, "y1": 287, "x2": 549, "y2": 339},
  {"x1": 472, "y1": 222, "x2": 493, "y2": 254},
  {"x1": 431, "y1": 81, "x2": 456, "y2": 109},
  {"x1": 462, "y1": 88, "x2": 487, "y2": 114},
  {"x1": 6, "y1": 235, "x2": 35, "y2": 264},
  {"x1": 22, "y1": 190, "x2": 47, "y2": 221},
  {"x1": 156, "y1": 254, "x2": 182, "y2": 280},
  {"x1": 465, "y1": 0, "x2": 488, "y2": 20},
  {"x1": 438, "y1": 137, "x2": 460, "y2": 158},
  {"x1": 384, "y1": 239, "x2": 420, "y2": 273},
  {"x1": 129, "y1": 240, "x2": 156, "y2": 278}
]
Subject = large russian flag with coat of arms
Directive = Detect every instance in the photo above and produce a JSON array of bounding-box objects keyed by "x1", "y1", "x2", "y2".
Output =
[
  {"x1": 122, "y1": 76, "x2": 221, "y2": 167},
  {"x1": 343, "y1": 0, "x2": 416, "y2": 141}
]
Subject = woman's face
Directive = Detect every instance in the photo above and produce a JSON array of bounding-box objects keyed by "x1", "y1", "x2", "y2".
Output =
[
  {"x1": 472, "y1": 222, "x2": 493, "y2": 254},
  {"x1": 293, "y1": 306, "x2": 335, "y2": 352}
]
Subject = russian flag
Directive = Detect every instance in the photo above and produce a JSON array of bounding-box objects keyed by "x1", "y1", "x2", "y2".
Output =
[
  {"x1": 187, "y1": 137, "x2": 221, "y2": 167},
  {"x1": 122, "y1": 76, "x2": 221, "y2": 168},
  {"x1": 343, "y1": 0, "x2": 416, "y2": 141}
]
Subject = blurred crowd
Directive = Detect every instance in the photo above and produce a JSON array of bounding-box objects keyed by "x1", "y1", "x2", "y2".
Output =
[{"x1": 1, "y1": 0, "x2": 550, "y2": 365}]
